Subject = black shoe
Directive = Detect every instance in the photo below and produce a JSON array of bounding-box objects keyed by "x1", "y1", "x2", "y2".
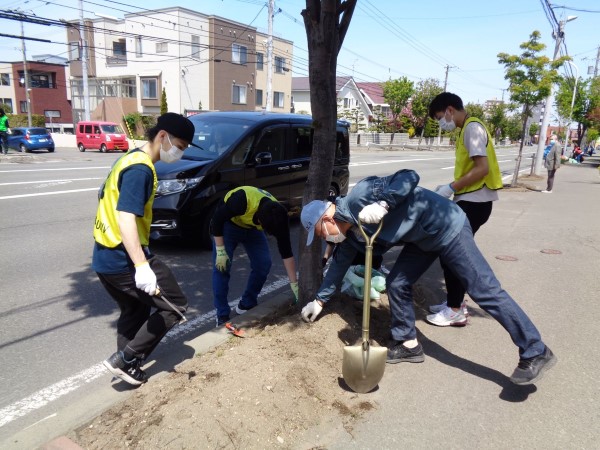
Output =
[
  {"x1": 387, "y1": 341, "x2": 425, "y2": 364},
  {"x1": 103, "y1": 351, "x2": 148, "y2": 386},
  {"x1": 510, "y1": 346, "x2": 557, "y2": 385}
]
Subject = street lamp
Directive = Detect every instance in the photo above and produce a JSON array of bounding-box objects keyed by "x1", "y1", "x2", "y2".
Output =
[{"x1": 562, "y1": 60, "x2": 579, "y2": 156}]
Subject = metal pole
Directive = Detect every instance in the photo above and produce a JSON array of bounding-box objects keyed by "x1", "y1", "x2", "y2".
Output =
[
  {"x1": 562, "y1": 61, "x2": 579, "y2": 156},
  {"x1": 265, "y1": 0, "x2": 274, "y2": 112},
  {"x1": 20, "y1": 22, "x2": 32, "y2": 127},
  {"x1": 436, "y1": 64, "x2": 451, "y2": 146},
  {"x1": 79, "y1": 0, "x2": 91, "y2": 121}
]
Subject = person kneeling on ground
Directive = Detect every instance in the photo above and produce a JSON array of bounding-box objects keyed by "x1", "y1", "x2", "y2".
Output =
[
  {"x1": 210, "y1": 186, "x2": 298, "y2": 326},
  {"x1": 300, "y1": 169, "x2": 556, "y2": 385}
]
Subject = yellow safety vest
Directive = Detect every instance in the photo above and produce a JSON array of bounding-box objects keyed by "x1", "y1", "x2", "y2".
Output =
[
  {"x1": 454, "y1": 117, "x2": 503, "y2": 195},
  {"x1": 225, "y1": 186, "x2": 276, "y2": 230},
  {"x1": 94, "y1": 151, "x2": 157, "y2": 247}
]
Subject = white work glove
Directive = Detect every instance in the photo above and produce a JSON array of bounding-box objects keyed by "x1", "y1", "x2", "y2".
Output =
[
  {"x1": 435, "y1": 183, "x2": 455, "y2": 199},
  {"x1": 358, "y1": 201, "x2": 388, "y2": 224},
  {"x1": 215, "y1": 245, "x2": 230, "y2": 272},
  {"x1": 301, "y1": 300, "x2": 323, "y2": 322},
  {"x1": 135, "y1": 262, "x2": 157, "y2": 296}
]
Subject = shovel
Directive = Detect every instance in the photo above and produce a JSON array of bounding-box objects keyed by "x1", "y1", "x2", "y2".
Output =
[{"x1": 342, "y1": 219, "x2": 387, "y2": 393}]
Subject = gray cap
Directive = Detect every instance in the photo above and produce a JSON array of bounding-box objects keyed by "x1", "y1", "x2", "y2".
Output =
[{"x1": 301, "y1": 200, "x2": 331, "y2": 246}]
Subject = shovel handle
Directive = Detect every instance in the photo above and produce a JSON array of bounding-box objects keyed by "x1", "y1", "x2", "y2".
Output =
[{"x1": 357, "y1": 219, "x2": 383, "y2": 344}]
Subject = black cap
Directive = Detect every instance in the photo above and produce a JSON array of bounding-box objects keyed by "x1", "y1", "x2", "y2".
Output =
[{"x1": 156, "y1": 112, "x2": 200, "y2": 148}]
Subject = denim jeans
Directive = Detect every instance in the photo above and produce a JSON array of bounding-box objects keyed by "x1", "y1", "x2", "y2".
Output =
[
  {"x1": 212, "y1": 221, "x2": 272, "y2": 320},
  {"x1": 387, "y1": 221, "x2": 546, "y2": 359}
]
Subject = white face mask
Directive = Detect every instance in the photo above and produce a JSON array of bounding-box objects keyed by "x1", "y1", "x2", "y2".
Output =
[
  {"x1": 323, "y1": 221, "x2": 346, "y2": 244},
  {"x1": 438, "y1": 110, "x2": 456, "y2": 132},
  {"x1": 160, "y1": 134, "x2": 184, "y2": 163}
]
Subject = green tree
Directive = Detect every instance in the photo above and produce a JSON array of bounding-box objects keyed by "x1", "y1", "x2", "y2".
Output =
[
  {"x1": 339, "y1": 106, "x2": 365, "y2": 132},
  {"x1": 498, "y1": 30, "x2": 567, "y2": 184},
  {"x1": 382, "y1": 77, "x2": 414, "y2": 132},
  {"x1": 465, "y1": 102, "x2": 486, "y2": 122},
  {"x1": 0, "y1": 102, "x2": 13, "y2": 113},
  {"x1": 409, "y1": 78, "x2": 443, "y2": 141},
  {"x1": 160, "y1": 87, "x2": 168, "y2": 115},
  {"x1": 528, "y1": 122, "x2": 539, "y2": 139},
  {"x1": 556, "y1": 75, "x2": 600, "y2": 146},
  {"x1": 300, "y1": 0, "x2": 357, "y2": 304},
  {"x1": 487, "y1": 102, "x2": 509, "y2": 144}
]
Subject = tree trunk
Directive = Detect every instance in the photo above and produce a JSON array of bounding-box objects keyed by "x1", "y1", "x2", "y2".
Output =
[
  {"x1": 511, "y1": 115, "x2": 529, "y2": 187},
  {"x1": 299, "y1": 0, "x2": 356, "y2": 305}
]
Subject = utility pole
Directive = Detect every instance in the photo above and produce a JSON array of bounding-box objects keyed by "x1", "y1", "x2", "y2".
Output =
[
  {"x1": 594, "y1": 46, "x2": 600, "y2": 77},
  {"x1": 265, "y1": 0, "x2": 274, "y2": 112},
  {"x1": 534, "y1": 15, "x2": 577, "y2": 175},
  {"x1": 79, "y1": 0, "x2": 91, "y2": 121},
  {"x1": 20, "y1": 21, "x2": 32, "y2": 127},
  {"x1": 436, "y1": 64, "x2": 453, "y2": 145}
]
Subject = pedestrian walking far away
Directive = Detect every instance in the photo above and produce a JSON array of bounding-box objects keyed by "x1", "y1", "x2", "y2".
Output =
[
  {"x1": 94, "y1": 113, "x2": 198, "y2": 386},
  {"x1": 425, "y1": 92, "x2": 503, "y2": 327},
  {"x1": 543, "y1": 134, "x2": 561, "y2": 193},
  {"x1": 300, "y1": 169, "x2": 556, "y2": 385}
]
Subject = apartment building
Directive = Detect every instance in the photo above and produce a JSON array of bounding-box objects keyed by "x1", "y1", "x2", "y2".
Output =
[
  {"x1": 66, "y1": 7, "x2": 293, "y2": 124},
  {"x1": 0, "y1": 60, "x2": 73, "y2": 131}
]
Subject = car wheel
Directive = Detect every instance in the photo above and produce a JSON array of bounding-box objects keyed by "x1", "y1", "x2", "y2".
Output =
[
  {"x1": 48, "y1": 148, "x2": 55, "y2": 153},
  {"x1": 328, "y1": 184, "x2": 340, "y2": 198},
  {"x1": 100, "y1": 144, "x2": 107, "y2": 153},
  {"x1": 20, "y1": 144, "x2": 30, "y2": 153},
  {"x1": 78, "y1": 143, "x2": 85, "y2": 152}
]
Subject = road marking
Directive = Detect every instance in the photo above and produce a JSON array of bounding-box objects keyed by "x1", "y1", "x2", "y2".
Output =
[
  {"x1": 0, "y1": 177, "x2": 104, "y2": 186},
  {"x1": 0, "y1": 166, "x2": 110, "y2": 173},
  {"x1": 0, "y1": 188, "x2": 98, "y2": 200},
  {"x1": 350, "y1": 157, "x2": 453, "y2": 167},
  {"x1": 441, "y1": 165, "x2": 455, "y2": 170},
  {"x1": 0, "y1": 278, "x2": 289, "y2": 429}
]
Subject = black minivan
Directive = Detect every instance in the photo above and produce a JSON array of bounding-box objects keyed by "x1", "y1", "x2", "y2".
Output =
[{"x1": 151, "y1": 111, "x2": 350, "y2": 247}]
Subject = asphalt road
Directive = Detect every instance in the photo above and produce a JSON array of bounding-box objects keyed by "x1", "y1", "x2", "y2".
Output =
[{"x1": 0, "y1": 144, "x2": 530, "y2": 446}]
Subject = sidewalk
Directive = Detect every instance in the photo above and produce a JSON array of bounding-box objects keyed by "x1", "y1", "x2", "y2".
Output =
[{"x1": 42, "y1": 163, "x2": 600, "y2": 449}]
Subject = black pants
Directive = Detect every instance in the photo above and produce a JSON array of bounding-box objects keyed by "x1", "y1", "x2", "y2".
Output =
[
  {"x1": 0, "y1": 131, "x2": 7, "y2": 154},
  {"x1": 97, "y1": 256, "x2": 188, "y2": 360},
  {"x1": 546, "y1": 169, "x2": 557, "y2": 191},
  {"x1": 441, "y1": 200, "x2": 493, "y2": 308}
]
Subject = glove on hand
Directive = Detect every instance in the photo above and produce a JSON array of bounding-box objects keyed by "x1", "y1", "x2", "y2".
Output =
[
  {"x1": 301, "y1": 300, "x2": 323, "y2": 323},
  {"x1": 215, "y1": 245, "x2": 230, "y2": 272},
  {"x1": 290, "y1": 281, "x2": 299, "y2": 303},
  {"x1": 358, "y1": 201, "x2": 388, "y2": 224},
  {"x1": 435, "y1": 183, "x2": 455, "y2": 199},
  {"x1": 135, "y1": 262, "x2": 157, "y2": 296}
]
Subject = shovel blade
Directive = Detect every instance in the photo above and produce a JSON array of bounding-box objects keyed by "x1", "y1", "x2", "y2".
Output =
[{"x1": 342, "y1": 344, "x2": 387, "y2": 393}]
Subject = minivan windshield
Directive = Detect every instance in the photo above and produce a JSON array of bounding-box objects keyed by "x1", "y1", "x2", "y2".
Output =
[
  {"x1": 185, "y1": 116, "x2": 254, "y2": 161},
  {"x1": 101, "y1": 124, "x2": 124, "y2": 134}
]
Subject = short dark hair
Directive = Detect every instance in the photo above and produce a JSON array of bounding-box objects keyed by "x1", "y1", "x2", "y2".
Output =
[
  {"x1": 256, "y1": 199, "x2": 289, "y2": 235},
  {"x1": 0, "y1": 108, "x2": 4, "y2": 115},
  {"x1": 428, "y1": 92, "x2": 464, "y2": 119}
]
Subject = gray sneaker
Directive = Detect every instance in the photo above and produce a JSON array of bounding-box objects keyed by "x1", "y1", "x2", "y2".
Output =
[
  {"x1": 387, "y1": 341, "x2": 425, "y2": 364},
  {"x1": 103, "y1": 351, "x2": 148, "y2": 386},
  {"x1": 510, "y1": 347, "x2": 557, "y2": 385}
]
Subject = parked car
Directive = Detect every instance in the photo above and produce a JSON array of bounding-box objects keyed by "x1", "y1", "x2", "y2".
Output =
[
  {"x1": 76, "y1": 121, "x2": 129, "y2": 152},
  {"x1": 151, "y1": 111, "x2": 350, "y2": 248},
  {"x1": 7, "y1": 127, "x2": 55, "y2": 153}
]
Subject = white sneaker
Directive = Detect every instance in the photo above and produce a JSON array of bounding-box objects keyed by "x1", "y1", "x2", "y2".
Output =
[
  {"x1": 426, "y1": 306, "x2": 468, "y2": 327},
  {"x1": 235, "y1": 305, "x2": 249, "y2": 315},
  {"x1": 541, "y1": 190, "x2": 552, "y2": 193},
  {"x1": 429, "y1": 300, "x2": 468, "y2": 316}
]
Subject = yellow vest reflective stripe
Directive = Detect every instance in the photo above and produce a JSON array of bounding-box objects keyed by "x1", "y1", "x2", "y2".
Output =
[
  {"x1": 454, "y1": 117, "x2": 503, "y2": 195},
  {"x1": 225, "y1": 186, "x2": 276, "y2": 230},
  {"x1": 94, "y1": 151, "x2": 157, "y2": 247}
]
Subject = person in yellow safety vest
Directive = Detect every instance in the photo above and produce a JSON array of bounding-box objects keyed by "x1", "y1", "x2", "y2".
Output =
[
  {"x1": 210, "y1": 186, "x2": 298, "y2": 326},
  {"x1": 93, "y1": 112, "x2": 198, "y2": 386},
  {"x1": 426, "y1": 92, "x2": 503, "y2": 327}
]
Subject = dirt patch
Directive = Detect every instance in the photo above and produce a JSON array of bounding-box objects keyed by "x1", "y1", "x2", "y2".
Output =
[{"x1": 70, "y1": 288, "x2": 422, "y2": 449}]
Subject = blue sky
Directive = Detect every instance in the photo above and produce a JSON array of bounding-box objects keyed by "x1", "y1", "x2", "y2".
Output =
[{"x1": 1, "y1": 0, "x2": 598, "y2": 108}]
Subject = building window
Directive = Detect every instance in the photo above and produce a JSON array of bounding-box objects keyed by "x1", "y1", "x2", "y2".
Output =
[
  {"x1": 68, "y1": 42, "x2": 81, "y2": 61},
  {"x1": 1, "y1": 73, "x2": 11, "y2": 86},
  {"x1": 156, "y1": 42, "x2": 168, "y2": 53},
  {"x1": 255, "y1": 89, "x2": 263, "y2": 106},
  {"x1": 273, "y1": 91, "x2": 284, "y2": 108},
  {"x1": 191, "y1": 35, "x2": 200, "y2": 59},
  {"x1": 275, "y1": 56, "x2": 286, "y2": 73},
  {"x1": 135, "y1": 36, "x2": 142, "y2": 58},
  {"x1": 20, "y1": 101, "x2": 28, "y2": 113},
  {"x1": 232, "y1": 85, "x2": 247, "y2": 104},
  {"x1": 141, "y1": 78, "x2": 158, "y2": 99},
  {"x1": 232, "y1": 44, "x2": 247, "y2": 65},
  {"x1": 0, "y1": 98, "x2": 12, "y2": 112},
  {"x1": 256, "y1": 52, "x2": 263, "y2": 70},
  {"x1": 45, "y1": 110, "x2": 61, "y2": 118}
]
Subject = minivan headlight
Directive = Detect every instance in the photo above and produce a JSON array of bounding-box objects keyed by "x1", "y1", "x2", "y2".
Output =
[{"x1": 156, "y1": 177, "x2": 203, "y2": 196}]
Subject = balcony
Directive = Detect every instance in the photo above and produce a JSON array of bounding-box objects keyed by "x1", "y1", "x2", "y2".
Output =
[{"x1": 106, "y1": 54, "x2": 127, "y2": 66}]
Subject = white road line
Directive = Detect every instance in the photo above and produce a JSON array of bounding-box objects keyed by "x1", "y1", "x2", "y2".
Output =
[
  {"x1": 496, "y1": 159, "x2": 513, "y2": 163},
  {"x1": 0, "y1": 166, "x2": 110, "y2": 173},
  {"x1": 502, "y1": 168, "x2": 530, "y2": 180},
  {"x1": 0, "y1": 188, "x2": 99, "y2": 200},
  {"x1": 441, "y1": 166, "x2": 455, "y2": 170},
  {"x1": 0, "y1": 177, "x2": 104, "y2": 186},
  {"x1": 0, "y1": 278, "x2": 289, "y2": 428}
]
